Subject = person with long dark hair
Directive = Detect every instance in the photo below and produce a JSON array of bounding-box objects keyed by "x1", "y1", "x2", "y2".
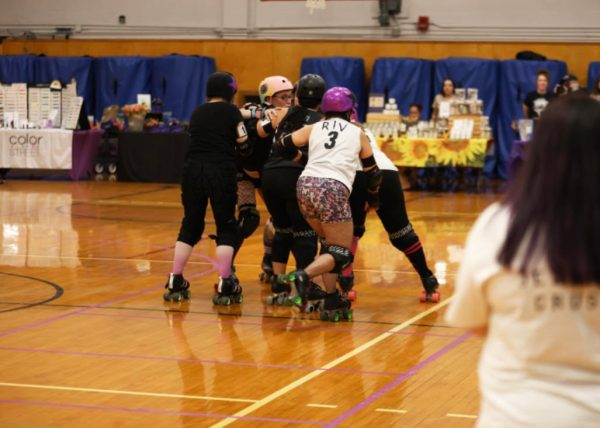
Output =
[{"x1": 446, "y1": 93, "x2": 600, "y2": 427}]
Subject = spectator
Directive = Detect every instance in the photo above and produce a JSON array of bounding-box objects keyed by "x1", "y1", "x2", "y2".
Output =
[
  {"x1": 590, "y1": 76, "x2": 600, "y2": 102},
  {"x1": 555, "y1": 74, "x2": 586, "y2": 96},
  {"x1": 446, "y1": 93, "x2": 600, "y2": 427},
  {"x1": 402, "y1": 103, "x2": 422, "y2": 128},
  {"x1": 431, "y1": 79, "x2": 456, "y2": 122},
  {"x1": 523, "y1": 69, "x2": 554, "y2": 118}
]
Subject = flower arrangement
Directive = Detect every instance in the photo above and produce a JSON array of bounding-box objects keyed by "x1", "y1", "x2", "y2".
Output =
[{"x1": 122, "y1": 104, "x2": 150, "y2": 117}]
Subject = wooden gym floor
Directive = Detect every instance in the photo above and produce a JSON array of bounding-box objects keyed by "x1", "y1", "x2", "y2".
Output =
[{"x1": 0, "y1": 179, "x2": 502, "y2": 427}]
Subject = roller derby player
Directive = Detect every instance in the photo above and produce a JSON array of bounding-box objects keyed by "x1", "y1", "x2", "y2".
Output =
[
  {"x1": 163, "y1": 72, "x2": 248, "y2": 306},
  {"x1": 261, "y1": 74, "x2": 326, "y2": 310},
  {"x1": 237, "y1": 76, "x2": 294, "y2": 282},
  {"x1": 343, "y1": 119, "x2": 440, "y2": 303},
  {"x1": 277, "y1": 87, "x2": 381, "y2": 322}
]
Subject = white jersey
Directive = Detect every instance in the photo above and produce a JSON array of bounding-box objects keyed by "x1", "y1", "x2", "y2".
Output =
[
  {"x1": 301, "y1": 118, "x2": 362, "y2": 190},
  {"x1": 364, "y1": 128, "x2": 397, "y2": 171}
]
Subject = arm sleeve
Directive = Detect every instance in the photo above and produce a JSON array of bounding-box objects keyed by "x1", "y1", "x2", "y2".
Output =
[{"x1": 445, "y1": 203, "x2": 506, "y2": 328}]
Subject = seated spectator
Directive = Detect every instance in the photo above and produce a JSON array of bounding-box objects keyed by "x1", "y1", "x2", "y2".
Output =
[
  {"x1": 555, "y1": 74, "x2": 586, "y2": 96},
  {"x1": 402, "y1": 103, "x2": 422, "y2": 128},
  {"x1": 523, "y1": 69, "x2": 554, "y2": 118},
  {"x1": 431, "y1": 79, "x2": 456, "y2": 122}
]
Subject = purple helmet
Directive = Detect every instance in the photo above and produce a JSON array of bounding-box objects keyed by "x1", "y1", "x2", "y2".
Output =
[{"x1": 320, "y1": 86, "x2": 356, "y2": 114}]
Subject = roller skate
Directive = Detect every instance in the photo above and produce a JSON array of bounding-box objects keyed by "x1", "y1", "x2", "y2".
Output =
[
  {"x1": 320, "y1": 292, "x2": 353, "y2": 322},
  {"x1": 338, "y1": 272, "x2": 357, "y2": 302},
  {"x1": 297, "y1": 282, "x2": 326, "y2": 313},
  {"x1": 265, "y1": 276, "x2": 293, "y2": 306},
  {"x1": 212, "y1": 276, "x2": 243, "y2": 306},
  {"x1": 279, "y1": 269, "x2": 310, "y2": 305},
  {"x1": 230, "y1": 266, "x2": 240, "y2": 286},
  {"x1": 419, "y1": 274, "x2": 441, "y2": 303},
  {"x1": 259, "y1": 254, "x2": 274, "y2": 283},
  {"x1": 163, "y1": 273, "x2": 191, "y2": 302}
]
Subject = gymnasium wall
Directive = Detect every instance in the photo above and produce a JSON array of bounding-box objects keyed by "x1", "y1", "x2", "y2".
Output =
[
  {"x1": 3, "y1": 39, "x2": 600, "y2": 93},
  {"x1": 1, "y1": 0, "x2": 600, "y2": 42}
]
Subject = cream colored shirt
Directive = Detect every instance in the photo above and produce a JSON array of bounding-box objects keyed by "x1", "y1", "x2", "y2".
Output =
[{"x1": 446, "y1": 203, "x2": 600, "y2": 428}]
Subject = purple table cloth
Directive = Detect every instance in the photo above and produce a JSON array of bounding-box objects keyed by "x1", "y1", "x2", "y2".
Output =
[{"x1": 70, "y1": 129, "x2": 103, "y2": 181}]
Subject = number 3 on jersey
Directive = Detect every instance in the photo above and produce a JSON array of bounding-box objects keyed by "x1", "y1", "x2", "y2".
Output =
[{"x1": 325, "y1": 131, "x2": 338, "y2": 149}]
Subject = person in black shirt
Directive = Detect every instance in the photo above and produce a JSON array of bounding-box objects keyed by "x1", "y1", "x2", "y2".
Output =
[
  {"x1": 164, "y1": 72, "x2": 249, "y2": 305},
  {"x1": 523, "y1": 69, "x2": 554, "y2": 119},
  {"x1": 236, "y1": 75, "x2": 294, "y2": 280},
  {"x1": 261, "y1": 74, "x2": 326, "y2": 307}
]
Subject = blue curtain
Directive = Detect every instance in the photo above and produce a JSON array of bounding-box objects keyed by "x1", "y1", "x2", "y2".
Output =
[
  {"x1": 495, "y1": 60, "x2": 567, "y2": 178},
  {"x1": 94, "y1": 56, "x2": 152, "y2": 120},
  {"x1": 434, "y1": 58, "x2": 500, "y2": 174},
  {"x1": 151, "y1": 55, "x2": 216, "y2": 122},
  {"x1": 370, "y1": 58, "x2": 434, "y2": 119},
  {"x1": 587, "y1": 62, "x2": 600, "y2": 92},
  {"x1": 35, "y1": 56, "x2": 95, "y2": 118},
  {"x1": 0, "y1": 54, "x2": 36, "y2": 84},
  {"x1": 301, "y1": 57, "x2": 366, "y2": 121}
]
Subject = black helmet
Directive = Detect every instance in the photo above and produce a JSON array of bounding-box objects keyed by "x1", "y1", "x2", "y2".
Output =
[
  {"x1": 206, "y1": 72, "x2": 237, "y2": 101},
  {"x1": 296, "y1": 74, "x2": 326, "y2": 108}
]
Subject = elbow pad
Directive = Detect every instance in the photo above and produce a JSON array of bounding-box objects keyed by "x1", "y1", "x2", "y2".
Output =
[{"x1": 279, "y1": 134, "x2": 297, "y2": 159}]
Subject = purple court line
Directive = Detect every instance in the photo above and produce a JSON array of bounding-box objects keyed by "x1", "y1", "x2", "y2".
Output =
[
  {"x1": 323, "y1": 332, "x2": 472, "y2": 428},
  {"x1": 77, "y1": 311, "x2": 463, "y2": 339},
  {"x1": 0, "y1": 267, "x2": 216, "y2": 339},
  {"x1": 0, "y1": 345, "x2": 399, "y2": 377},
  {"x1": 0, "y1": 399, "x2": 323, "y2": 426}
]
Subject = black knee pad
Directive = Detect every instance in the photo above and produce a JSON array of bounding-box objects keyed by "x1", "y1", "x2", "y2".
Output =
[
  {"x1": 238, "y1": 204, "x2": 260, "y2": 238},
  {"x1": 322, "y1": 244, "x2": 353, "y2": 274},
  {"x1": 292, "y1": 230, "x2": 318, "y2": 269},
  {"x1": 216, "y1": 218, "x2": 240, "y2": 247},
  {"x1": 177, "y1": 218, "x2": 204, "y2": 246},
  {"x1": 390, "y1": 223, "x2": 421, "y2": 253},
  {"x1": 271, "y1": 227, "x2": 293, "y2": 264},
  {"x1": 353, "y1": 224, "x2": 366, "y2": 238}
]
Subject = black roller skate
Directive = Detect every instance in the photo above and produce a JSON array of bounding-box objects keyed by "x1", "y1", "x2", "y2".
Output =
[
  {"x1": 212, "y1": 276, "x2": 243, "y2": 306},
  {"x1": 163, "y1": 273, "x2": 191, "y2": 302},
  {"x1": 279, "y1": 269, "x2": 310, "y2": 306},
  {"x1": 298, "y1": 282, "x2": 326, "y2": 313},
  {"x1": 338, "y1": 272, "x2": 357, "y2": 302},
  {"x1": 265, "y1": 276, "x2": 293, "y2": 306},
  {"x1": 259, "y1": 253, "x2": 274, "y2": 283},
  {"x1": 320, "y1": 292, "x2": 352, "y2": 322},
  {"x1": 419, "y1": 274, "x2": 441, "y2": 303},
  {"x1": 230, "y1": 266, "x2": 240, "y2": 286}
]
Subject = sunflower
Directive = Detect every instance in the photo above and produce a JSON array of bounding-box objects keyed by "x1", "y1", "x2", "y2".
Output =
[
  {"x1": 396, "y1": 138, "x2": 435, "y2": 167},
  {"x1": 434, "y1": 138, "x2": 487, "y2": 167}
]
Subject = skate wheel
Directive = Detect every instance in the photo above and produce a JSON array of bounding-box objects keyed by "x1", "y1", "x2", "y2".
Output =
[
  {"x1": 236, "y1": 295, "x2": 243, "y2": 304},
  {"x1": 431, "y1": 292, "x2": 441, "y2": 303},
  {"x1": 344, "y1": 310, "x2": 353, "y2": 321},
  {"x1": 347, "y1": 290, "x2": 357, "y2": 302},
  {"x1": 285, "y1": 297, "x2": 294, "y2": 306},
  {"x1": 212, "y1": 295, "x2": 220, "y2": 305},
  {"x1": 419, "y1": 291, "x2": 427, "y2": 303},
  {"x1": 332, "y1": 312, "x2": 341, "y2": 322},
  {"x1": 320, "y1": 312, "x2": 329, "y2": 321},
  {"x1": 266, "y1": 295, "x2": 274, "y2": 305}
]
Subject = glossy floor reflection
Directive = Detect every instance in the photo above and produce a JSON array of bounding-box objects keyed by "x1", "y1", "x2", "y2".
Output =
[{"x1": 0, "y1": 180, "x2": 502, "y2": 427}]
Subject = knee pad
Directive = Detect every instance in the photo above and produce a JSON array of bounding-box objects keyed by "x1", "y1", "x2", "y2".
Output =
[
  {"x1": 215, "y1": 218, "x2": 239, "y2": 247},
  {"x1": 353, "y1": 224, "x2": 366, "y2": 238},
  {"x1": 238, "y1": 205, "x2": 260, "y2": 238},
  {"x1": 292, "y1": 230, "x2": 318, "y2": 269},
  {"x1": 389, "y1": 223, "x2": 422, "y2": 255},
  {"x1": 177, "y1": 218, "x2": 204, "y2": 246},
  {"x1": 322, "y1": 244, "x2": 353, "y2": 274},
  {"x1": 271, "y1": 227, "x2": 293, "y2": 264}
]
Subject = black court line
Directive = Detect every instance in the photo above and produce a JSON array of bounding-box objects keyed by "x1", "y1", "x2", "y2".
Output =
[
  {"x1": 0, "y1": 300, "x2": 456, "y2": 329},
  {"x1": 0, "y1": 273, "x2": 64, "y2": 313}
]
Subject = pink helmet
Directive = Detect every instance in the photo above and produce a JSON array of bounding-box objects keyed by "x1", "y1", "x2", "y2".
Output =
[
  {"x1": 320, "y1": 87, "x2": 356, "y2": 114},
  {"x1": 258, "y1": 76, "x2": 294, "y2": 103}
]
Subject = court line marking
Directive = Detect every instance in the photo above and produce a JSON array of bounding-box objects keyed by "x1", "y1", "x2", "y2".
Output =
[
  {"x1": 447, "y1": 413, "x2": 478, "y2": 419},
  {"x1": 210, "y1": 297, "x2": 453, "y2": 428},
  {"x1": 375, "y1": 408, "x2": 407, "y2": 414},
  {"x1": 307, "y1": 404, "x2": 338, "y2": 409},
  {"x1": 0, "y1": 382, "x2": 257, "y2": 404},
  {"x1": 0, "y1": 399, "x2": 321, "y2": 426},
  {"x1": 0, "y1": 253, "x2": 457, "y2": 276}
]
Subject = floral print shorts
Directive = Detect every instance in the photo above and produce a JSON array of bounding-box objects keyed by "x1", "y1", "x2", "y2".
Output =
[{"x1": 296, "y1": 176, "x2": 352, "y2": 224}]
